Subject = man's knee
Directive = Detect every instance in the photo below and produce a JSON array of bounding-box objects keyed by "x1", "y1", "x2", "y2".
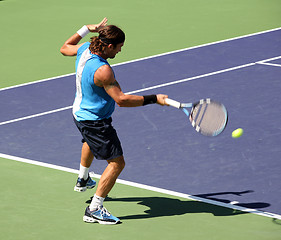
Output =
[
  {"x1": 116, "y1": 156, "x2": 125, "y2": 170},
  {"x1": 119, "y1": 157, "x2": 125, "y2": 170},
  {"x1": 108, "y1": 155, "x2": 125, "y2": 171}
]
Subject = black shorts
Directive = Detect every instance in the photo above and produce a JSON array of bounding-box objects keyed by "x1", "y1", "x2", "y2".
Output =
[{"x1": 74, "y1": 117, "x2": 123, "y2": 160}]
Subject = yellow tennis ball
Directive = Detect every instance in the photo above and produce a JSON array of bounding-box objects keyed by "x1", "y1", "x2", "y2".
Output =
[{"x1": 232, "y1": 128, "x2": 244, "y2": 138}]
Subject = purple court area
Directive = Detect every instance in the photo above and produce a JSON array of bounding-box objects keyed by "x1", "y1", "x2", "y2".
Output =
[{"x1": 1, "y1": 29, "x2": 281, "y2": 216}]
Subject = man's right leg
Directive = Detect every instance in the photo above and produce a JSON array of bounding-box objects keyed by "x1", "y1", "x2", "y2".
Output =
[
  {"x1": 74, "y1": 142, "x2": 96, "y2": 192},
  {"x1": 83, "y1": 155, "x2": 125, "y2": 224},
  {"x1": 93, "y1": 155, "x2": 125, "y2": 198}
]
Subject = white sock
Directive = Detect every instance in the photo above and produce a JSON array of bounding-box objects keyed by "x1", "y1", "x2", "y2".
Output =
[
  {"x1": 78, "y1": 164, "x2": 89, "y2": 180},
  {"x1": 89, "y1": 194, "x2": 105, "y2": 211}
]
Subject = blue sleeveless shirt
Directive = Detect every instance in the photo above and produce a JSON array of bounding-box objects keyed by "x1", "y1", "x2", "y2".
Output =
[{"x1": 73, "y1": 42, "x2": 115, "y2": 121}]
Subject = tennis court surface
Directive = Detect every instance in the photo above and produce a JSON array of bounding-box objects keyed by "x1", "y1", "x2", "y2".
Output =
[{"x1": 1, "y1": 15, "x2": 281, "y2": 240}]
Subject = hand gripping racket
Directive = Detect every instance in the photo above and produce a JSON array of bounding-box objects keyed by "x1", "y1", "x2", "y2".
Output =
[{"x1": 165, "y1": 98, "x2": 228, "y2": 136}]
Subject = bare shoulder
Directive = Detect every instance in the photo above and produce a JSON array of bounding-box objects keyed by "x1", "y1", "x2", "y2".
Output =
[
  {"x1": 94, "y1": 64, "x2": 114, "y2": 87},
  {"x1": 96, "y1": 64, "x2": 113, "y2": 79}
]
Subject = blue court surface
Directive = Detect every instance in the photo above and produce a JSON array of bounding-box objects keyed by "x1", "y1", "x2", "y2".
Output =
[{"x1": 1, "y1": 28, "x2": 281, "y2": 218}]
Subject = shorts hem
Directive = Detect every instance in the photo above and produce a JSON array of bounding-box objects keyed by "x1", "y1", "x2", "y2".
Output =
[{"x1": 95, "y1": 153, "x2": 123, "y2": 161}]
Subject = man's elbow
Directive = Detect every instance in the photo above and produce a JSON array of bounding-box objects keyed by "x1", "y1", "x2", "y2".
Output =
[
  {"x1": 115, "y1": 96, "x2": 128, "y2": 107},
  {"x1": 60, "y1": 45, "x2": 76, "y2": 56},
  {"x1": 116, "y1": 99, "x2": 126, "y2": 107},
  {"x1": 60, "y1": 46, "x2": 67, "y2": 56}
]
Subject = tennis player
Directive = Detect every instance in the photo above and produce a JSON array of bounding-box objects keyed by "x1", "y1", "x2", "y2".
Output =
[{"x1": 60, "y1": 18, "x2": 168, "y2": 224}]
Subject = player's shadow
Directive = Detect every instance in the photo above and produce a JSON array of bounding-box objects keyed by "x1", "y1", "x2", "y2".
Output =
[{"x1": 86, "y1": 190, "x2": 270, "y2": 220}]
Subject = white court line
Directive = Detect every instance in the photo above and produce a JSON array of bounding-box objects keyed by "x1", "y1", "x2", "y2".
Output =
[
  {"x1": 1, "y1": 152, "x2": 281, "y2": 220},
  {"x1": 256, "y1": 55, "x2": 281, "y2": 63},
  {"x1": 257, "y1": 62, "x2": 281, "y2": 68},
  {"x1": 0, "y1": 62, "x2": 256, "y2": 126},
  {"x1": 0, "y1": 106, "x2": 72, "y2": 126},
  {"x1": 0, "y1": 73, "x2": 75, "y2": 92},
  {"x1": 1, "y1": 26, "x2": 281, "y2": 92},
  {"x1": 126, "y1": 62, "x2": 256, "y2": 94},
  {"x1": 256, "y1": 55, "x2": 281, "y2": 68}
]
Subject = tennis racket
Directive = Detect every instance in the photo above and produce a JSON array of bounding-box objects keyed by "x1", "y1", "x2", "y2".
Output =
[{"x1": 165, "y1": 98, "x2": 228, "y2": 136}]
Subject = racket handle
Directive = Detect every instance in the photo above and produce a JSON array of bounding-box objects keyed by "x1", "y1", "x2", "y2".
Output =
[{"x1": 165, "y1": 98, "x2": 181, "y2": 108}]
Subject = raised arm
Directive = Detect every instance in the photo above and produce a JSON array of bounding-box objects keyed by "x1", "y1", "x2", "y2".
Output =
[{"x1": 60, "y1": 17, "x2": 108, "y2": 56}]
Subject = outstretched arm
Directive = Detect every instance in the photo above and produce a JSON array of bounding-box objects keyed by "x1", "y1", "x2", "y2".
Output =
[
  {"x1": 60, "y1": 17, "x2": 108, "y2": 56},
  {"x1": 95, "y1": 65, "x2": 168, "y2": 107}
]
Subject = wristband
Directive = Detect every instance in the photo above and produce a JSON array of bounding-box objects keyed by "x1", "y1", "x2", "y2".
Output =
[
  {"x1": 143, "y1": 95, "x2": 157, "y2": 105},
  {"x1": 77, "y1": 25, "x2": 90, "y2": 38}
]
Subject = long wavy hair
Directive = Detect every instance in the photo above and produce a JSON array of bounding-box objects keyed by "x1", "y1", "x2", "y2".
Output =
[{"x1": 89, "y1": 25, "x2": 125, "y2": 54}]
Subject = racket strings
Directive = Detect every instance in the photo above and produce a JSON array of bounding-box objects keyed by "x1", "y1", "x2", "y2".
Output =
[{"x1": 191, "y1": 100, "x2": 227, "y2": 136}]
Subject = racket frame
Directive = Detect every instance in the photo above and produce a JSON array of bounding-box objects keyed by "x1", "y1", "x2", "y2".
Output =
[{"x1": 165, "y1": 98, "x2": 228, "y2": 136}]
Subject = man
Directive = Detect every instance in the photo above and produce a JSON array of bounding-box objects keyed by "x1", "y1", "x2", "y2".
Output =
[{"x1": 60, "y1": 18, "x2": 168, "y2": 225}]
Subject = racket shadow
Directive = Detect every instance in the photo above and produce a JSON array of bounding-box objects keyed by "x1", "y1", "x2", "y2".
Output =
[
  {"x1": 86, "y1": 194, "x2": 270, "y2": 220},
  {"x1": 194, "y1": 190, "x2": 271, "y2": 209}
]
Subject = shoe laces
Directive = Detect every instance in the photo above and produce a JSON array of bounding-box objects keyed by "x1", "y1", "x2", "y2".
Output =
[{"x1": 100, "y1": 206, "x2": 111, "y2": 217}]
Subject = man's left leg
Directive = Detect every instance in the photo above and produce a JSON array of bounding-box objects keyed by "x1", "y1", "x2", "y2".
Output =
[{"x1": 74, "y1": 142, "x2": 96, "y2": 192}]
